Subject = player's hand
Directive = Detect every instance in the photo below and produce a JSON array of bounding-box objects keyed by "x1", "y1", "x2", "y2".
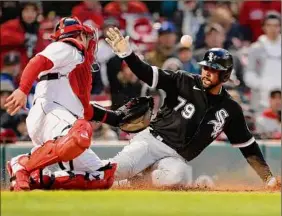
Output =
[
  {"x1": 105, "y1": 27, "x2": 132, "y2": 58},
  {"x1": 4, "y1": 89, "x2": 27, "y2": 116},
  {"x1": 265, "y1": 176, "x2": 281, "y2": 190}
]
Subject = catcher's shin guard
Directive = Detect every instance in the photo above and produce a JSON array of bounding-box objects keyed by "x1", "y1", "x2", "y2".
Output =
[
  {"x1": 7, "y1": 160, "x2": 30, "y2": 191},
  {"x1": 20, "y1": 119, "x2": 93, "y2": 173},
  {"x1": 32, "y1": 163, "x2": 118, "y2": 190}
]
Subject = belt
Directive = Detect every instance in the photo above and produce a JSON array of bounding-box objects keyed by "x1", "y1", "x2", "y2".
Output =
[
  {"x1": 149, "y1": 128, "x2": 164, "y2": 142},
  {"x1": 39, "y1": 73, "x2": 66, "y2": 81}
]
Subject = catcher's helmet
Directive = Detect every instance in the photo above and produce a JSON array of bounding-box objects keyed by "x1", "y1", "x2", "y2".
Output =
[
  {"x1": 51, "y1": 17, "x2": 95, "y2": 41},
  {"x1": 198, "y1": 48, "x2": 233, "y2": 82}
]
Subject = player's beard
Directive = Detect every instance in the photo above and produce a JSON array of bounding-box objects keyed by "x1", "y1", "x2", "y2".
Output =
[{"x1": 201, "y1": 77, "x2": 221, "y2": 90}]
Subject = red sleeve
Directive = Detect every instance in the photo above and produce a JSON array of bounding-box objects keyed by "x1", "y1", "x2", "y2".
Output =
[
  {"x1": 19, "y1": 55, "x2": 54, "y2": 95},
  {"x1": 84, "y1": 104, "x2": 94, "y2": 121}
]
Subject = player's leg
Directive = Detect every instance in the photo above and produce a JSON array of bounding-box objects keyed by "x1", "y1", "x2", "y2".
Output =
[
  {"x1": 8, "y1": 107, "x2": 93, "y2": 191},
  {"x1": 28, "y1": 162, "x2": 117, "y2": 190},
  {"x1": 108, "y1": 128, "x2": 179, "y2": 181},
  {"x1": 150, "y1": 157, "x2": 193, "y2": 187},
  {"x1": 53, "y1": 148, "x2": 117, "y2": 190},
  {"x1": 108, "y1": 129, "x2": 160, "y2": 180}
]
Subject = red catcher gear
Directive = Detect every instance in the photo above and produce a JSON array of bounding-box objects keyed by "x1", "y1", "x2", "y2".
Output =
[
  {"x1": 69, "y1": 38, "x2": 97, "y2": 120},
  {"x1": 7, "y1": 160, "x2": 30, "y2": 191},
  {"x1": 7, "y1": 119, "x2": 92, "y2": 191},
  {"x1": 51, "y1": 17, "x2": 97, "y2": 41},
  {"x1": 29, "y1": 163, "x2": 117, "y2": 190},
  {"x1": 8, "y1": 161, "x2": 117, "y2": 191},
  {"x1": 49, "y1": 163, "x2": 117, "y2": 190},
  {"x1": 19, "y1": 119, "x2": 92, "y2": 174}
]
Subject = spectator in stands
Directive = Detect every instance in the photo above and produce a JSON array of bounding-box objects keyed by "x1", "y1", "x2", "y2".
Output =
[
  {"x1": 97, "y1": 17, "x2": 122, "y2": 90},
  {"x1": 195, "y1": 7, "x2": 243, "y2": 50},
  {"x1": 0, "y1": 81, "x2": 17, "y2": 131},
  {"x1": 193, "y1": 23, "x2": 246, "y2": 90},
  {"x1": 107, "y1": 61, "x2": 142, "y2": 109},
  {"x1": 0, "y1": 80, "x2": 30, "y2": 142},
  {"x1": 72, "y1": 0, "x2": 103, "y2": 29},
  {"x1": 239, "y1": 1, "x2": 281, "y2": 44},
  {"x1": 0, "y1": 1, "x2": 48, "y2": 74},
  {"x1": 0, "y1": 52, "x2": 20, "y2": 87},
  {"x1": 162, "y1": 57, "x2": 183, "y2": 71},
  {"x1": 40, "y1": 11, "x2": 60, "y2": 42},
  {"x1": 245, "y1": 13, "x2": 281, "y2": 109},
  {"x1": 256, "y1": 90, "x2": 281, "y2": 139},
  {"x1": 14, "y1": 111, "x2": 30, "y2": 141},
  {"x1": 104, "y1": 0, "x2": 148, "y2": 17},
  {"x1": 145, "y1": 21, "x2": 177, "y2": 68},
  {"x1": 172, "y1": 0, "x2": 204, "y2": 39},
  {"x1": 0, "y1": 1, "x2": 19, "y2": 24},
  {"x1": 201, "y1": 1, "x2": 217, "y2": 19},
  {"x1": 175, "y1": 43, "x2": 199, "y2": 74}
]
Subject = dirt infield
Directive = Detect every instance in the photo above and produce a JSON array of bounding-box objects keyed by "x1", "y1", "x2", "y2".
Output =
[{"x1": 111, "y1": 175, "x2": 281, "y2": 192}]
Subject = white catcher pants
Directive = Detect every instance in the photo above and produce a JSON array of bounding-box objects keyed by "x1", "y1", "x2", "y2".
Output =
[
  {"x1": 110, "y1": 128, "x2": 192, "y2": 187},
  {"x1": 12, "y1": 98, "x2": 104, "y2": 177}
]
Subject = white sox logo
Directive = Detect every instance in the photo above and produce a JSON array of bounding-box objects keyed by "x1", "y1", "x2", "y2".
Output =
[
  {"x1": 208, "y1": 52, "x2": 214, "y2": 62},
  {"x1": 208, "y1": 109, "x2": 229, "y2": 138}
]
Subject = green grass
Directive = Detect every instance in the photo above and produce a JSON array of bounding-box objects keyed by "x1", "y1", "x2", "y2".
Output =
[{"x1": 2, "y1": 190, "x2": 280, "y2": 216}]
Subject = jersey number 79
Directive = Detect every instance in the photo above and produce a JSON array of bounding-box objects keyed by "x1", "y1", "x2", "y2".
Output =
[{"x1": 174, "y1": 96, "x2": 195, "y2": 119}]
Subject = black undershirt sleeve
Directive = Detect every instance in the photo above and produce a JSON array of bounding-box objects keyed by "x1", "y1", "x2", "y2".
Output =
[
  {"x1": 90, "y1": 104, "x2": 121, "y2": 127},
  {"x1": 123, "y1": 52, "x2": 154, "y2": 86},
  {"x1": 123, "y1": 52, "x2": 182, "y2": 92},
  {"x1": 239, "y1": 141, "x2": 273, "y2": 182}
]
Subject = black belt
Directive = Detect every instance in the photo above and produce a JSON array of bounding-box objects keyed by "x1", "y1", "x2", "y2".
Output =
[{"x1": 39, "y1": 73, "x2": 65, "y2": 81}]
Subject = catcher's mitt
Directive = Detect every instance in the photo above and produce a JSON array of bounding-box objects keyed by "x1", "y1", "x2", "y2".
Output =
[{"x1": 117, "y1": 96, "x2": 154, "y2": 133}]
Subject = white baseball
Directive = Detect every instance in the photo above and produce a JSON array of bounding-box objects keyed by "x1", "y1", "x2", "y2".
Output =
[{"x1": 180, "y1": 35, "x2": 193, "y2": 47}]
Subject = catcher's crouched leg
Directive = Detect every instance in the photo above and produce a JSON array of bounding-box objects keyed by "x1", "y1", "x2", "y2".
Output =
[
  {"x1": 8, "y1": 119, "x2": 93, "y2": 191},
  {"x1": 29, "y1": 163, "x2": 117, "y2": 190}
]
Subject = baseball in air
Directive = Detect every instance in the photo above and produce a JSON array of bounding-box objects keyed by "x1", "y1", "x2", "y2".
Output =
[{"x1": 180, "y1": 35, "x2": 193, "y2": 47}]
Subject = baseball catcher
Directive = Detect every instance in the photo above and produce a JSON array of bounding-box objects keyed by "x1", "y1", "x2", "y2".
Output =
[{"x1": 5, "y1": 17, "x2": 153, "y2": 191}]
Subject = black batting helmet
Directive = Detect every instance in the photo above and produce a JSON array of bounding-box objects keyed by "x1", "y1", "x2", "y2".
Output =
[{"x1": 198, "y1": 48, "x2": 233, "y2": 82}]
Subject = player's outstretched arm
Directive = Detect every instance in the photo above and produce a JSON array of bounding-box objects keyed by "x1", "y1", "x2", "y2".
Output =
[
  {"x1": 224, "y1": 103, "x2": 280, "y2": 190},
  {"x1": 89, "y1": 97, "x2": 153, "y2": 133},
  {"x1": 105, "y1": 27, "x2": 154, "y2": 86},
  {"x1": 239, "y1": 142, "x2": 280, "y2": 189},
  {"x1": 105, "y1": 27, "x2": 178, "y2": 91}
]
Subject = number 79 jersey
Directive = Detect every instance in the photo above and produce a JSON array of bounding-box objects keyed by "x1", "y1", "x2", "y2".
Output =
[{"x1": 150, "y1": 67, "x2": 254, "y2": 161}]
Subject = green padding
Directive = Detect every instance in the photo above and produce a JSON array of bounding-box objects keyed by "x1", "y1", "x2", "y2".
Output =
[{"x1": 264, "y1": 145, "x2": 281, "y2": 176}]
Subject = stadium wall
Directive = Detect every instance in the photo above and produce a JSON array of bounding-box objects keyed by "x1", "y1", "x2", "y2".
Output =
[{"x1": 1, "y1": 141, "x2": 280, "y2": 187}]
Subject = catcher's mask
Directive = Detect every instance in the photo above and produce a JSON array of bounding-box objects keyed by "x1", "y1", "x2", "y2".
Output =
[
  {"x1": 198, "y1": 48, "x2": 233, "y2": 82},
  {"x1": 51, "y1": 17, "x2": 98, "y2": 42},
  {"x1": 51, "y1": 17, "x2": 100, "y2": 72}
]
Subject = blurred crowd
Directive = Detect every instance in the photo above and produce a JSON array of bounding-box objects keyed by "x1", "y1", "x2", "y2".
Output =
[{"x1": 0, "y1": 0, "x2": 281, "y2": 143}]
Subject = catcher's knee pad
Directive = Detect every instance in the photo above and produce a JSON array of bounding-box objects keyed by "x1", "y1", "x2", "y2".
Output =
[
  {"x1": 56, "y1": 119, "x2": 93, "y2": 161},
  {"x1": 21, "y1": 119, "x2": 93, "y2": 173}
]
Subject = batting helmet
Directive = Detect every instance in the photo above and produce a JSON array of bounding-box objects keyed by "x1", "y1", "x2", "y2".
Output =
[
  {"x1": 198, "y1": 48, "x2": 233, "y2": 82},
  {"x1": 51, "y1": 17, "x2": 96, "y2": 41}
]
